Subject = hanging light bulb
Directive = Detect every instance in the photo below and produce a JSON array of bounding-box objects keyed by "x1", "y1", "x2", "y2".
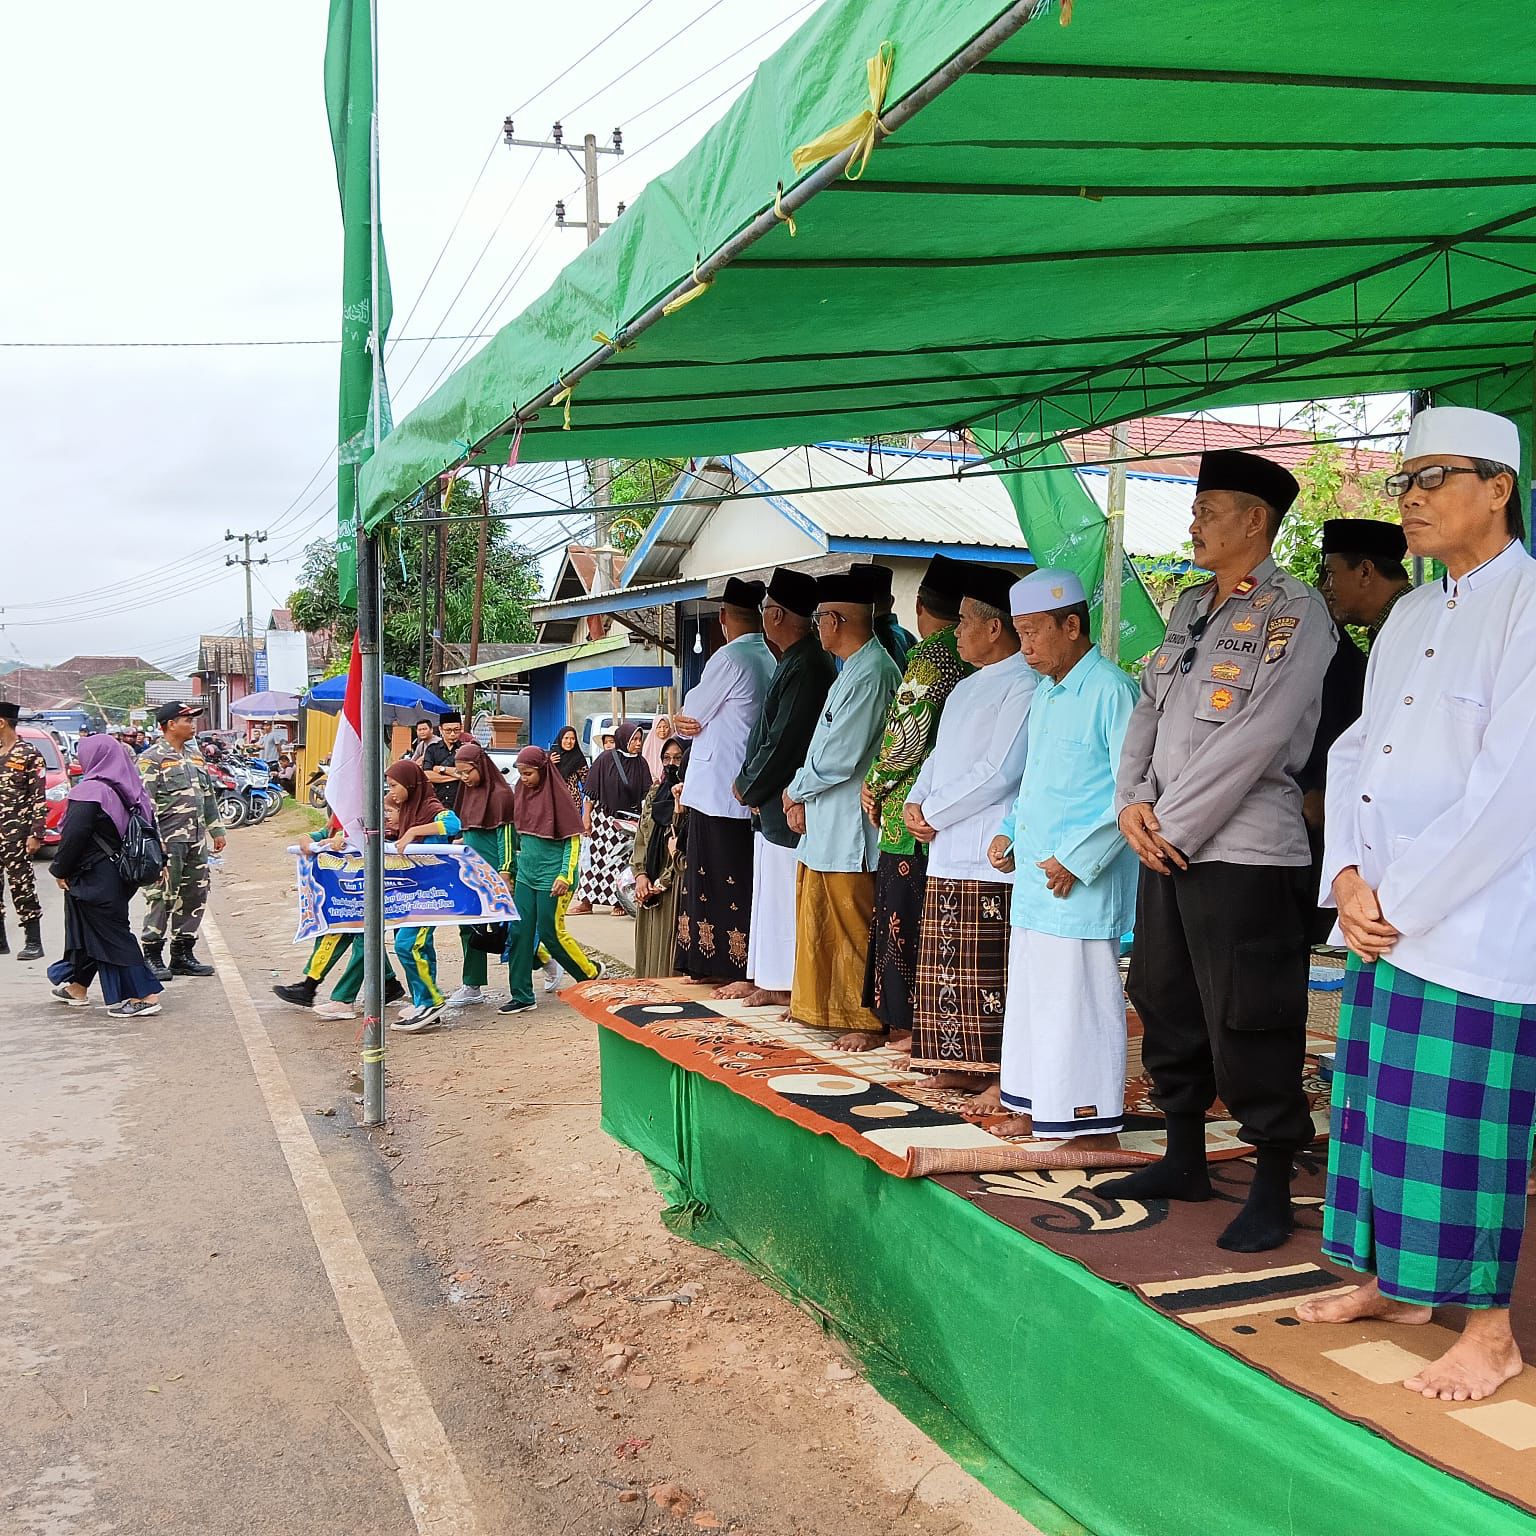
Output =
[{"x1": 692, "y1": 625, "x2": 703, "y2": 655}]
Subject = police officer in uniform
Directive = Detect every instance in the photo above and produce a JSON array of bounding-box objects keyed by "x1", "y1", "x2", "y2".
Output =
[
  {"x1": 1103, "y1": 450, "x2": 1335, "y2": 1254},
  {"x1": 0, "y1": 700, "x2": 47, "y2": 960},
  {"x1": 139, "y1": 701, "x2": 227, "y2": 980}
]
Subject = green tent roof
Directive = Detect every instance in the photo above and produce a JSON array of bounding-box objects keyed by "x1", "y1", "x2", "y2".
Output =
[{"x1": 362, "y1": 0, "x2": 1536, "y2": 526}]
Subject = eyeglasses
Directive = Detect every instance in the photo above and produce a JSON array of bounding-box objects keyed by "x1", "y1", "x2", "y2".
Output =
[
  {"x1": 811, "y1": 609, "x2": 846, "y2": 627},
  {"x1": 1178, "y1": 612, "x2": 1211, "y2": 675},
  {"x1": 1384, "y1": 464, "x2": 1481, "y2": 498}
]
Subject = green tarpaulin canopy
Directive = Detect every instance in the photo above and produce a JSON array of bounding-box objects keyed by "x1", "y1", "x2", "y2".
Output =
[{"x1": 361, "y1": 0, "x2": 1536, "y2": 528}]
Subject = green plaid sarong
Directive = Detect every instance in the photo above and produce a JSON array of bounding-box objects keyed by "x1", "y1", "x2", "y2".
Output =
[{"x1": 1322, "y1": 957, "x2": 1536, "y2": 1308}]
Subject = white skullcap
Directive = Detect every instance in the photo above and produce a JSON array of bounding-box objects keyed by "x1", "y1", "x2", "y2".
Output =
[
  {"x1": 1010, "y1": 567, "x2": 1086, "y2": 617},
  {"x1": 1403, "y1": 406, "x2": 1521, "y2": 471}
]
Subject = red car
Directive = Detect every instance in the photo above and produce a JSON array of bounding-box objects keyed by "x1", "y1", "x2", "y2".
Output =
[{"x1": 18, "y1": 725, "x2": 70, "y2": 849}]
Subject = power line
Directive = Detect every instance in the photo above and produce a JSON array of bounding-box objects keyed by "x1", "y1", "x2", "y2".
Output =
[
  {"x1": 0, "y1": 332, "x2": 507, "y2": 350},
  {"x1": 505, "y1": 0, "x2": 663, "y2": 121}
]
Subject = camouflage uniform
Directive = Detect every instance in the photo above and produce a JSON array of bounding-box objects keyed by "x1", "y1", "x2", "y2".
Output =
[
  {"x1": 0, "y1": 733, "x2": 46, "y2": 927},
  {"x1": 138, "y1": 738, "x2": 226, "y2": 945}
]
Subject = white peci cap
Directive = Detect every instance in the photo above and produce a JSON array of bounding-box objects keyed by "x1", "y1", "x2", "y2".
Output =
[
  {"x1": 1010, "y1": 567, "x2": 1087, "y2": 617},
  {"x1": 1403, "y1": 406, "x2": 1521, "y2": 471}
]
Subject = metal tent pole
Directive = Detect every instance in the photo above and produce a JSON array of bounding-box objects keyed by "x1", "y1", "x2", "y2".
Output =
[
  {"x1": 361, "y1": 0, "x2": 386, "y2": 1126},
  {"x1": 1100, "y1": 424, "x2": 1129, "y2": 661}
]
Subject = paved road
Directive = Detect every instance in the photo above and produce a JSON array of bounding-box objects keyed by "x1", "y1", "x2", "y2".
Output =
[{"x1": 0, "y1": 873, "x2": 511, "y2": 1536}]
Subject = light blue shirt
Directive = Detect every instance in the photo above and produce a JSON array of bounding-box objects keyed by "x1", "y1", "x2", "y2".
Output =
[
  {"x1": 999, "y1": 648, "x2": 1138, "y2": 938},
  {"x1": 788, "y1": 636, "x2": 901, "y2": 873}
]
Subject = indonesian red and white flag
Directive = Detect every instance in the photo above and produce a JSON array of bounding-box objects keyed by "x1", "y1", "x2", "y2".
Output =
[{"x1": 326, "y1": 632, "x2": 366, "y2": 847}]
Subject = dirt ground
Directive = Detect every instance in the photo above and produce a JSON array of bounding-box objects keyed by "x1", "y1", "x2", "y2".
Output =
[{"x1": 220, "y1": 809, "x2": 1042, "y2": 1536}]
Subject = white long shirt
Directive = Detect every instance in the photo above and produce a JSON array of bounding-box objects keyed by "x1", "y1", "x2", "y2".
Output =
[
  {"x1": 1322, "y1": 539, "x2": 1536, "y2": 1003},
  {"x1": 908, "y1": 652, "x2": 1037, "y2": 882},
  {"x1": 678, "y1": 632, "x2": 777, "y2": 820}
]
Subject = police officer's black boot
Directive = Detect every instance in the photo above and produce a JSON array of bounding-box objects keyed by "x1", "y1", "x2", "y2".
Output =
[
  {"x1": 16, "y1": 919, "x2": 44, "y2": 962},
  {"x1": 0, "y1": 914, "x2": 9, "y2": 954},
  {"x1": 143, "y1": 941, "x2": 173, "y2": 983},
  {"x1": 169, "y1": 938, "x2": 215, "y2": 977}
]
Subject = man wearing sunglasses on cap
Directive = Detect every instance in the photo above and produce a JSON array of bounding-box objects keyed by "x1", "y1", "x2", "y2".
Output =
[{"x1": 1103, "y1": 449, "x2": 1335, "y2": 1256}]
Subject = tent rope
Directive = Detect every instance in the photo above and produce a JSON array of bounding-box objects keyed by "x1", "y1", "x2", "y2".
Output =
[
  {"x1": 790, "y1": 41, "x2": 895, "y2": 181},
  {"x1": 774, "y1": 181, "x2": 798, "y2": 237},
  {"x1": 662, "y1": 259, "x2": 713, "y2": 315},
  {"x1": 552, "y1": 380, "x2": 576, "y2": 430}
]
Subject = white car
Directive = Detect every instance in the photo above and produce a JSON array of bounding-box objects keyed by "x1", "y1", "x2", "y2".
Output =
[{"x1": 579, "y1": 712, "x2": 661, "y2": 757}]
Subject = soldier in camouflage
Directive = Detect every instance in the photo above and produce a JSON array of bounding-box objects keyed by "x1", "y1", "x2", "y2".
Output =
[
  {"x1": 139, "y1": 701, "x2": 227, "y2": 979},
  {"x1": 0, "y1": 701, "x2": 47, "y2": 960}
]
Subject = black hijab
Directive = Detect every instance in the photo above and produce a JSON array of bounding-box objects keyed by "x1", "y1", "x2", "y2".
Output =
[
  {"x1": 642, "y1": 740, "x2": 690, "y2": 883},
  {"x1": 582, "y1": 718, "x2": 649, "y2": 817},
  {"x1": 548, "y1": 725, "x2": 588, "y2": 789}
]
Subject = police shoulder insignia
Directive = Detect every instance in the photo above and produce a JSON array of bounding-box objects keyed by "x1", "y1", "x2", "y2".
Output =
[
  {"x1": 1209, "y1": 687, "x2": 1235, "y2": 711},
  {"x1": 1210, "y1": 662, "x2": 1242, "y2": 681},
  {"x1": 1251, "y1": 589, "x2": 1278, "y2": 611},
  {"x1": 1267, "y1": 614, "x2": 1299, "y2": 635},
  {"x1": 1233, "y1": 576, "x2": 1257, "y2": 596}
]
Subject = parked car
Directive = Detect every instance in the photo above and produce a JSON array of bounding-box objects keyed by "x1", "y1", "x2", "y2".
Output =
[
  {"x1": 578, "y1": 712, "x2": 661, "y2": 757},
  {"x1": 18, "y1": 725, "x2": 70, "y2": 850}
]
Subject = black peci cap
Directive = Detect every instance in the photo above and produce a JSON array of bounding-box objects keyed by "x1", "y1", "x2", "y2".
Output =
[
  {"x1": 1321, "y1": 518, "x2": 1408, "y2": 564},
  {"x1": 1195, "y1": 449, "x2": 1300, "y2": 517},
  {"x1": 765, "y1": 567, "x2": 817, "y2": 618},
  {"x1": 721, "y1": 576, "x2": 768, "y2": 610}
]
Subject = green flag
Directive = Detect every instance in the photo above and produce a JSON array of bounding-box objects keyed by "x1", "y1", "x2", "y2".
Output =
[
  {"x1": 324, "y1": 0, "x2": 393, "y2": 610},
  {"x1": 974, "y1": 430, "x2": 1165, "y2": 666}
]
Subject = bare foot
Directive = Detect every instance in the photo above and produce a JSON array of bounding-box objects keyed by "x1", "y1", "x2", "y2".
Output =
[
  {"x1": 925, "y1": 1071, "x2": 992, "y2": 1092},
  {"x1": 967, "y1": 1084, "x2": 1003, "y2": 1114},
  {"x1": 1404, "y1": 1312, "x2": 1523, "y2": 1402},
  {"x1": 1295, "y1": 1279, "x2": 1432, "y2": 1326},
  {"x1": 830, "y1": 1031, "x2": 885, "y2": 1053},
  {"x1": 713, "y1": 981, "x2": 756, "y2": 1000},
  {"x1": 743, "y1": 988, "x2": 789, "y2": 1008},
  {"x1": 887, "y1": 1030, "x2": 912, "y2": 1053},
  {"x1": 990, "y1": 1113, "x2": 1034, "y2": 1137}
]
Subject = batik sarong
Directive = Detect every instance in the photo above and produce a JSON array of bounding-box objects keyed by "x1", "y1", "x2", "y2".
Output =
[
  {"x1": 909, "y1": 876, "x2": 1009, "y2": 1074},
  {"x1": 1323, "y1": 956, "x2": 1536, "y2": 1308},
  {"x1": 862, "y1": 848, "x2": 927, "y2": 1034},
  {"x1": 674, "y1": 811, "x2": 753, "y2": 981}
]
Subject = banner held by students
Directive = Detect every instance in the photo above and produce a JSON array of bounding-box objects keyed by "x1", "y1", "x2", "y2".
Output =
[{"x1": 292, "y1": 843, "x2": 517, "y2": 943}]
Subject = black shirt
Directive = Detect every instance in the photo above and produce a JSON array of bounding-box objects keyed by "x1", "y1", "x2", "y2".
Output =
[{"x1": 421, "y1": 739, "x2": 460, "y2": 812}]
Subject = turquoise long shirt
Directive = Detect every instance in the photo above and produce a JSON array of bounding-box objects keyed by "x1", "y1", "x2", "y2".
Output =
[
  {"x1": 998, "y1": 649, "x2": 1139, "y2": 938},
  {"x1": 787, "y1": 635, "x2": 901, "y2": 873}
]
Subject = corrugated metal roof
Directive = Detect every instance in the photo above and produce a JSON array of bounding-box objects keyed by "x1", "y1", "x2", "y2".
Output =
[
  {"x1": 618, "y1": 442, "x2": 1198, "y2": 595},
  {"x1": 438, "y1": 634, "x2": 626, "y2": 687}
]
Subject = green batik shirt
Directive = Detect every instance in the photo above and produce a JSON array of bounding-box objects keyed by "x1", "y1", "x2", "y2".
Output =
[
  {"x1": 863, "y1": 625, "x2": 973, "y2": 856},
  {"x1": 1367, "y1": 581, "x2": 1413, "y2": 647}
]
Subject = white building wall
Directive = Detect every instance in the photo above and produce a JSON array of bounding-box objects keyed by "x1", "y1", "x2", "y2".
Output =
[{"x1": 679, "y1": 504, "x2": 823, "y2": 581}]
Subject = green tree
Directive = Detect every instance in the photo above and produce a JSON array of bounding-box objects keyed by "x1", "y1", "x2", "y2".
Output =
[
  {"x1": 1273, "y1": 399, "x2": 1404, "y2": 588},
  {"x1": 288, "y1": 477, "x2": 544, "y2": 679},
  {"x1": 604, "y1": 457, "x2": 686, "y2": 554}
]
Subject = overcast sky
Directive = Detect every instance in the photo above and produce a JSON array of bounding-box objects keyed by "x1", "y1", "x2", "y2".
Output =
[{"x1": 0, "y1": 0, "x2": 818, "y2": 669}]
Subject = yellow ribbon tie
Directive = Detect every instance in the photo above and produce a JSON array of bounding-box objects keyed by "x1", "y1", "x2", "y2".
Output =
[
  {"x1": 773, "y1": 182, "x2": 797, "y2": 238},
  {"x1": 790, "y1": 41, "x2": 894, "y2": 181},
  {"x1": 662, "y1": 261, "x2": 712, "y2": 316},
  {"x1": 592, "y1": 329, "x2": 632, "y2": 351},
  {"x1": 552, "y1": 381, "x2": 575, "y2": 431}
]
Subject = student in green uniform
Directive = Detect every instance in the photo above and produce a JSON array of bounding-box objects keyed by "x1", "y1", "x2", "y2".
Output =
[{"x1": 502, "y1": 746, "x2": 602, "y2": 1015}]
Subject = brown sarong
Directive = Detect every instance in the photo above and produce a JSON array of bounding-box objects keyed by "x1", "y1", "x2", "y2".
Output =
[
  {"x1": 790, "y1": 866, "x2": 881, "y2": 1034},
  {"x1": 910, "y1": 876, "x2": 1010, "y2": 1073}
]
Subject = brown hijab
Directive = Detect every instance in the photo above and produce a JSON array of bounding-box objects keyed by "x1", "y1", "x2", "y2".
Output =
[
  {"x1": 512, "y1": 747, "x2": 585, "y2": 840},
  {"x1": 385, "y1": 759, "x2": 446, "y2": 837},
  {"x1": 453, "y1": 740, "x2": 517, "y2": 830}
]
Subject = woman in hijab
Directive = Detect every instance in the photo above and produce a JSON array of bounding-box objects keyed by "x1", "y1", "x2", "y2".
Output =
[
  {"x1": 500, "y1": 747, "x2": 602, "y2": 1014},
  {"x1": 444, "y1": 739, "x2": 525, "y2": 1009},
  {"x1": 568, "y1": 720, "x2": 648, "y2": 916},
  {"x1": 547, "y1": 725, "x2": 588, "y2": 798},
  {"x1": 630, "y1": 735, "x2": 690, "y2": 977},
  {"x1": 47, "y1": 735, "x2": 164, "y2": 1018},
  {"x1": 640, "y1": 715, "x2": 674, "y2": 785},
  {"x1": 383, "y1": 759, "x2": 462, "y2": 1035}
]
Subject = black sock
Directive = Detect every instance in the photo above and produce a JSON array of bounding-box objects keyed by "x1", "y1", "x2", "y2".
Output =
[
  {"x1": 1217, "y1": 1146, "x2": 1295, "y2": 1253},
  {"x1": 1097, "y1": 1114, "x2": 1213, "y2": 1202}
]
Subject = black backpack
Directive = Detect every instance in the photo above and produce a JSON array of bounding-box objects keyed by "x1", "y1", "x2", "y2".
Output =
[
  {"x1": 116, "y1": 808, "x2": 167, "y2": 888},
  {"x1": 94, "y1": 803, "x2": 167, "y2": 889}
]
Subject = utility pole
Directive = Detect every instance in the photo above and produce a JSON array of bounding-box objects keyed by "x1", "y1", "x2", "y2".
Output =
[
  {"x1": 502, "y1": 117, "x2": 624, "y2": 544},
  {"x1": 1099, "y1": 425, "x2": 1128, "y2": 664},
  {"x1": 226, "y1": 530, "x2": 269, "y2": 694}
]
